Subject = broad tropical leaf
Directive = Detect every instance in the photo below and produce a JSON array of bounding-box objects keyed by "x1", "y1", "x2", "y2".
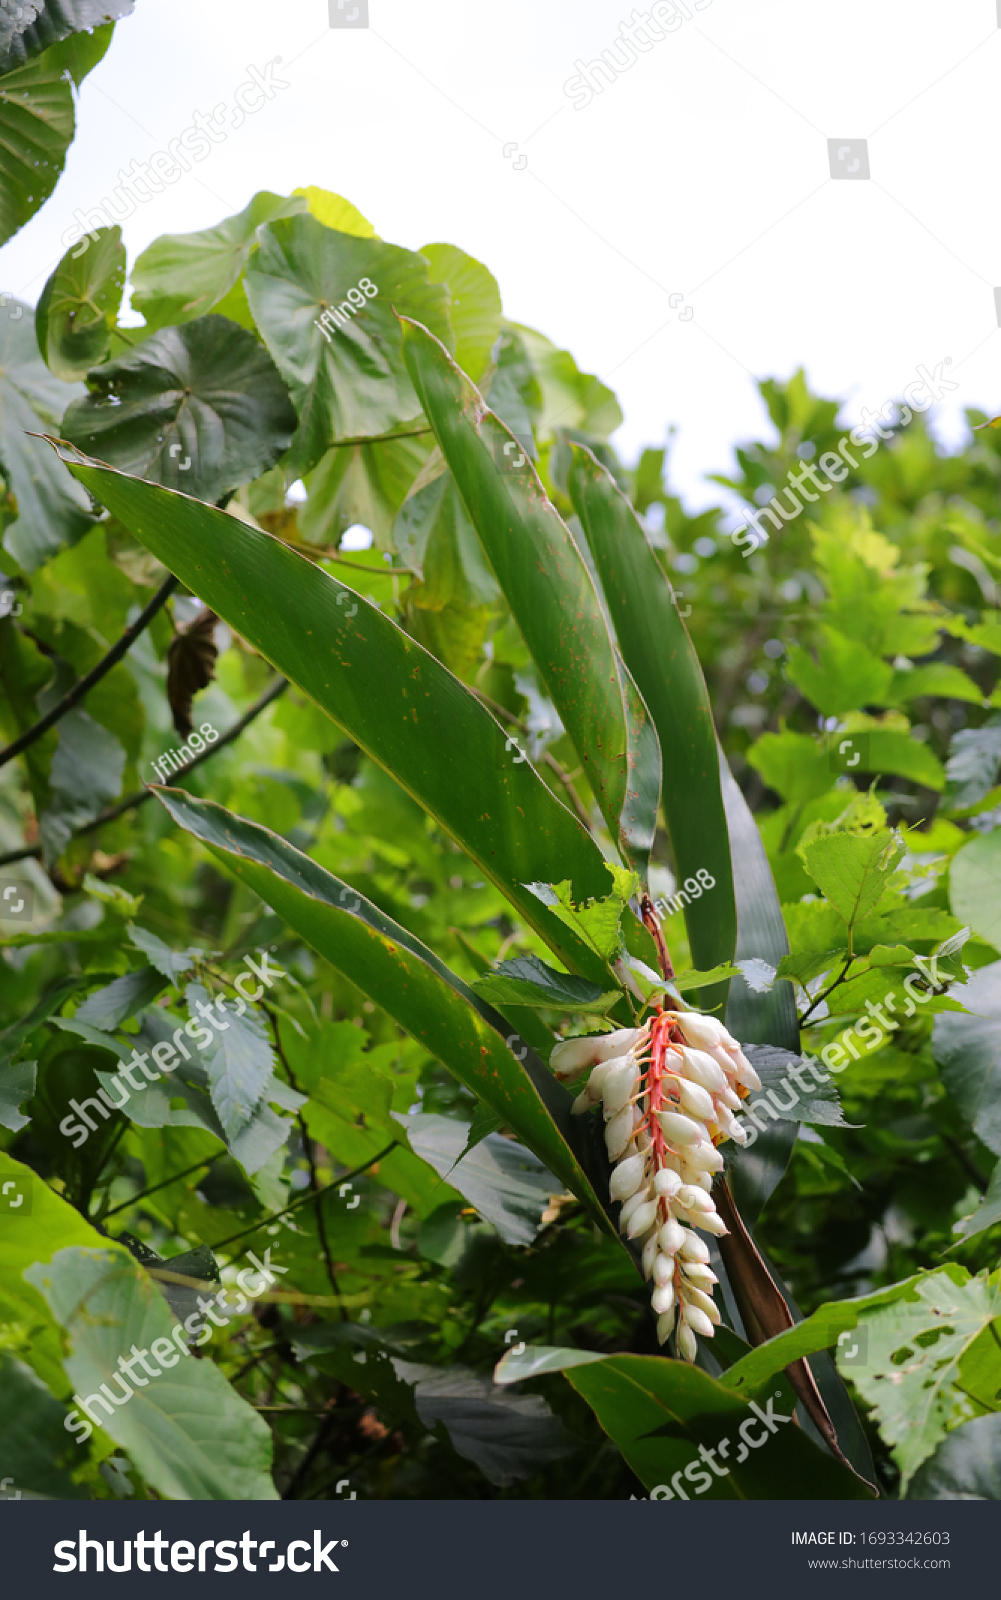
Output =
[
  {"x1": 35, "y1": 225, "x2": 126, "y2": 381},
  {"x1": 244, "y1": 213, "x2": 454, "y2": 473},
  {"x1": 130, "y1": 190, "x2": 309, "y2": 334},
  {"x1": 25, "y1": 1244, "x2": 278, "y2": 1499},
  {"x1": 495, "y1": 1345, "x2": 873, "y2": 1499},
  {"x1": 0, "y1": 25, "x2": 115, "y2": 247},
  {"x1": 0, "y1": 299, "x2": 95, "y2": 569},
  {"x1": 61, "y1": 315, "x2": 297, "y2": 503}
]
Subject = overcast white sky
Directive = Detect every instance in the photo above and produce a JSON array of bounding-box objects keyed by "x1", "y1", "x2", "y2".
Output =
[{"x1": 3, "y1": 0, "x2": 999, "y2": 513}]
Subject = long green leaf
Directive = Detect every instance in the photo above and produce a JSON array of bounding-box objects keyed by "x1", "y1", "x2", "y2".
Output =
[
  {"x1": 567, "y1": 445, "x2": 734, "y2": 959},
  {"x1": 495, "y1": 1346, "x2": 873, "y2": 1499},
  {"x1": 402, "y1": 320, "x2": 660, "y2": 884},
  {"x1": 153, "y1": 786, "x2": 625, "y2": 1244},
  {"x1": 56, "y1": 450, "x2": 616, "y2": 984}
]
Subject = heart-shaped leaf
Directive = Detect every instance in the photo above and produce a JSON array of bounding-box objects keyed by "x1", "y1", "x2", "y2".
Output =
[
  {"x1": 130, "y1": 190, "x2": 308, "y2": 334},
  {"x1": 61, "y1": 314, "x2": 297, "y2": 503},
  {"x1": 244, "y1": 212, "x2": 454, "y2": 473},
  {"x1": 0, "y1": 298, "x2": 95, "y2": 569},
  {"x1": 35, "y1": 224, "x2": 126, "y2": 380},
  {"x1": 0, "y1": 25, "x2": 114, "y2": 247}
]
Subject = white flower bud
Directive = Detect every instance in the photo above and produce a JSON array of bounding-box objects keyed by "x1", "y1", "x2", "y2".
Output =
[
  {"x1": 550, "y1": 1035, "x2": 606, "y2": 1081},
  {"x1": 681, "y1": 1261, "x2": 718, "y2": 1289},
  {"x1": 727, "y1": 1046, "x2": 762, "y2": 1092},
  {"x1": 683, "y1": 1305, "x2": 715, "y2": 1339},
  {"x1": 653, "y1": 1167, "x2": 683, "y2": 1200},
  {"x1": 597, "y1": 1027, "x2": 645, "y2": 1060},
  {"x1": 716, "y1": 1083, "x2": 742, "y2": 1111},
  {"x1": 658, "y1": 1110, "x2": 702, "y2": 1146},
  {"x1": 678, "y1": 1046, "x2": 729, "y2": 1093},
  {"x1": 679, "y1": 1230, "x2": 710, "y2": 1264},
  {"x1": 651, "y1": 1280, "x2": 675, "y2": 1315},
  {"x1": 677, "y1": 1321, "x2": 698, "y2": 1362},
  {"x1": 683, "y1": 1139, "x2": 724, "y2": 1173},
  {"x1": 658, "y1": 1217, "x2": 686, "y2": 1256},
  {"x1": 626, "y1": 1199, "x2": 659, "y2": 1239},
  {"x1": 682, "y1": 1284, "x2": 721, "y2": 1323},
  {"x1": 676, "y1": 1184, "x2": 712, "y2": 1213},
  {"x1": 550, "y1": 1028, "x2": 643, "y2": 1080},
  {"x1": 681, "y1": 1167, "x2": 713, "y2": 1192},
  {"x1": 695, "y1": 1210, "x2": 728, "y2": 1238},
  {"x1": 602, "y1": 1057, "x2": 639, "y2": 1116},
  {"x1": 571, "y1": 1088, "x2": 593, "y2": 1116},
  {"x1": 609, "y1": 1152, "x2": 646, "y2": 1202},
  {"x1": 656, "y1": 1307, "x2": 676, "y2": 1346},
  {"x1": 641, "y1": 1233, "x2": 660, "y2": 1280},
  {"x1": 671, "y1": 1077, "x2": 716, "y2": 1121},
  {"x1": 605, "y1": 1105, "x2": 636, "y2": 1160},
  {"x1": 618, "y1": 1184, "x2": 652, "y2": 1229},
  {"x1": 674, "y1": 1013, "x2": 732, "y2": 1051},
  {"x1": 652, "y1": 1251, "x2": 675, "y2": 1288}
]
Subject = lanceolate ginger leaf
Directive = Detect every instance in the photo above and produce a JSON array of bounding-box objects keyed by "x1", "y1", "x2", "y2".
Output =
[
  {"x1": 567, "y1": 446, "x2": 736, "y2": 992},
  {"x1": 151, "y1": 785, "x2": 626, "y2": 1246},
  {"x1": 56, "y1": 452, "x2": 618, "y2": 984},
  {"x1": 402, "y1": 318, "x2": 660, "y2": 884}
]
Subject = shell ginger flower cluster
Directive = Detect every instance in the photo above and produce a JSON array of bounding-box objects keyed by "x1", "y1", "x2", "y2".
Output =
[{"x1": 552, "y1": 1011, "x2": 762, "y2": 1362}]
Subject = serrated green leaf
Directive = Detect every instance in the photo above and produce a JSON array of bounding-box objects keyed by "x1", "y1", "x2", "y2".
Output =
[
  {"x1": 802, "y1": 830, "x2": 903, "y2": 935},
  {"x1": 844, "y1": 1270, "x2": 1001, "y2": 1491},
  {"x1": 785, "y1": 627, "x2": 893, "y2": 716},
  {"x1": 950, "y1": 831, "x2": 1001, "y2": 949}
]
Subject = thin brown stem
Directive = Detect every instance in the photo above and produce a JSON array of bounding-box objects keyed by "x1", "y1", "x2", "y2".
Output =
[
  {"x1": 640, "y1": 893, "x2": 675, "y2": 982},
  {"x1": 0, "y1": 676, "x2": 288, "y2": 868},
  {"x1": 0, "y1": 574, "x2": 179, "y2": 769}
]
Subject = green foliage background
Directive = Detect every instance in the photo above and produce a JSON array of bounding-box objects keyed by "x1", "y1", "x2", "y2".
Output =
[{"x1": 2, "y1": 6, "x2": 1001, "y2": 1505}]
